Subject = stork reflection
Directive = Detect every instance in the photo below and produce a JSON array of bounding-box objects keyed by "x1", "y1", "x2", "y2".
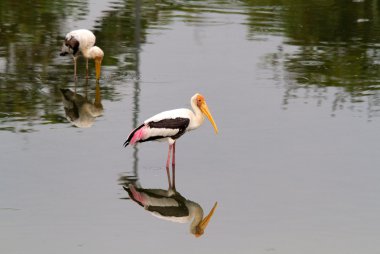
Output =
[
  {"x1": 119, "y1": 169, "x2": 218, "y2": 238},
  {"x1": 60, "y1": 80, "x2": 103, "y2": 128}
]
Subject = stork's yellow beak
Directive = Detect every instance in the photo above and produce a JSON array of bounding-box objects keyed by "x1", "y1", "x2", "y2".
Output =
[
  {"x1": 195, "y1": 202, "x2": 218, "y2": 238},
  {"x1": 200, "y1": 102, "x2": 218, "y2": 134},
  {"x1": 95, "y1": 57, "x2": 102, "y2": 80}
]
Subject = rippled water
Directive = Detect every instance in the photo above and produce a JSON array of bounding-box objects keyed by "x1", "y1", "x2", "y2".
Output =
[{"x1": 1, "y1": 1, "x2": 380, "y2": 253}]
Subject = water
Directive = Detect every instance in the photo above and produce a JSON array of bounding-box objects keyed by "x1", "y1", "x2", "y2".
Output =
[{"x1": 1, "y1": 0, "x2": 380, "y2": 253}]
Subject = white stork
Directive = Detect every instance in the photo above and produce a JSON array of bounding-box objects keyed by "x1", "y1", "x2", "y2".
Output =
[
  {"x1": 124, "y1": 183, "x2": 218, "y2": 237},
  {"x1": 123, "y1": 93, "x2": 218, "y2": 175},
  {"x1": 60, "y1": 29, "x2": 104, "y2": 80}
]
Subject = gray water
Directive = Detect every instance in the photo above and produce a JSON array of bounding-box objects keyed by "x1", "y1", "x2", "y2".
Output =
[{"x1": 1, "y1": 1, "x2": 380, "y2": 253}]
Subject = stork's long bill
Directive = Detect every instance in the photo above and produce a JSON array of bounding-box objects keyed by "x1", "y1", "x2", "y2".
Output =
[
  {"x1": 195, "y1": 202, "x2": 218, "y2": 237},
  {"x1": 95, "y1": 57, "x2": 102, "y2": 80},
  {"x1": 196, "y1": 94, "x2": 218, "y2": 134}
]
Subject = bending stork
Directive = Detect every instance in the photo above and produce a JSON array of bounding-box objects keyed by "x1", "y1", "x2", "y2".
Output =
[{"x1": 60, "y1": 29, "x2": 104, "y2": 80}]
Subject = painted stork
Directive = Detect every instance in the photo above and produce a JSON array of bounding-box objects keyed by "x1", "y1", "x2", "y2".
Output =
[
  {"x1": 123, "y1": 183, "x2": 218, "y2": 237},
  {"x1": 123, "y1": 93, "x2": 218, "y2": 176},
  {"x1": 60, "y1": 29, "x2": 104, "y2": 80}
]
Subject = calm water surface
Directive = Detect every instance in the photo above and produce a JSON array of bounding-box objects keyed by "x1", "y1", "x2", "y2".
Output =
[{"x1": 1, "y1": 1, "x2": 380, "y2": 253}]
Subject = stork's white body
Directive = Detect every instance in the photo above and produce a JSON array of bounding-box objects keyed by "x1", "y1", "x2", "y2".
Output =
[
  {"x1": 65, "y1": 29, "x2": 96, "y2": 58},
  {"x1": 60, "y1": 29, "x2": 104, "y2": 80},
  {"x1": 140, "y1": 107, "x2": 205, "y2": 144}
]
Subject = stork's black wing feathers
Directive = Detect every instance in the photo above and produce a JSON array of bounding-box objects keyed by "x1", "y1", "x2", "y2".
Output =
[
  {"x1": 147, "y1": 117, "x2": 189, "y2": 129},
  {"x1": 147, "y1": 117, "x2": 190, "y2": 139}
]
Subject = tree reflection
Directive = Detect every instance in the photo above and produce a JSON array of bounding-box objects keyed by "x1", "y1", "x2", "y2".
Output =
[
  {"x1": 245, "y1": 0, "x2": 380, "y2": 117},
  {"x1": 0, "y1": 0, "x2": 171, "y2": 131},
  {"x1": 0, "y1": 0, "x2": 88, "y2": 132},
  {"x1": 2, "y1": 0, "x2": 380, "y2": 132}
]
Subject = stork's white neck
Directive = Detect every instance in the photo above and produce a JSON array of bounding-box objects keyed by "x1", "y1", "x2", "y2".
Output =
[{"x1": 189, "y1": 94, "x2": 205, "y2": 130}]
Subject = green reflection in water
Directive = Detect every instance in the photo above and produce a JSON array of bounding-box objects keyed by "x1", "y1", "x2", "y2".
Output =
[
  {"x1": 246, "y1": 0, "x2": 380, "y2": 116},
  {"x1": 1, "y1": 0, "x2": 380, "y2": 132}
]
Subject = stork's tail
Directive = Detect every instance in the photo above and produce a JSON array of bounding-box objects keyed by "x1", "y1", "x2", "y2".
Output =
[{"x1": 123, "y1": 124, "x2": 145, "y2": 147}]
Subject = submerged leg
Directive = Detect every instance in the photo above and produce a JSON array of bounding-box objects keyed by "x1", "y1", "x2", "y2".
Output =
[
  {"x1": 73, "y1": 56, "x2": 78, "y2": 81},
  {"x1": 86, "y1": 58, "x2": 89, "y2": 79},
  {"x1": 166, "y1": 144, "x2": 173, "y2": 189}
]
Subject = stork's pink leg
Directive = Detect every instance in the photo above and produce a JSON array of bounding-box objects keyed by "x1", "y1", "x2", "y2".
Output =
[
  {"x1": 166, "y1": 144, "x2": 173, "y2": 189},
  {"x1": 172, "y1": 142, "x2": 176, "y2": 167},
  {"x1": 172, "y1": 142, "x2": 176, "y2": 190},
  {"x1": 73, "y1": 56, "x2": 78, "y2": 81},
  {"x1": 166, "y1": 144, "x2": 173, "y2": 169}
]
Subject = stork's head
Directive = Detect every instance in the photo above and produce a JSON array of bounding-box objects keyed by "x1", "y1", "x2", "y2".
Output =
[
  {"x1": 60, "y1": 36, "x2": 79, "y2": 56},
  {"x1": 194, "y1": 93, "x2": 218, "y2": 134},
  {"x1": 88, "y1": 46, "x2": 104, "y2": 80}
]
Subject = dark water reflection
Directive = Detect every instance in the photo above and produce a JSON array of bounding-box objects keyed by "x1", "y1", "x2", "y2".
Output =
[{"x1": 1, "y1": 0, "x2": 380, "y2": 131}]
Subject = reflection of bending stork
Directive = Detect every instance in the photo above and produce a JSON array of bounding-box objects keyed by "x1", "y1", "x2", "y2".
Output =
[
  {"x1": 123, "y1": 183, "x2": 217, "y2": 238},
  {"x1": 60, "y1": 81, "x2": 103, "y2": 128},
  {"x1": 60, "y1": 29, "x2": 104, "y2": 80}
]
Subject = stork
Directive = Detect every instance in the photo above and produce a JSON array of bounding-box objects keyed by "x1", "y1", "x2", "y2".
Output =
[
  {"x1": 124, "y1": 93, "x2": 218, "y2": 180},
  {"x1": 60, "y1": 29, "x2": 104, "y2": 80}
]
